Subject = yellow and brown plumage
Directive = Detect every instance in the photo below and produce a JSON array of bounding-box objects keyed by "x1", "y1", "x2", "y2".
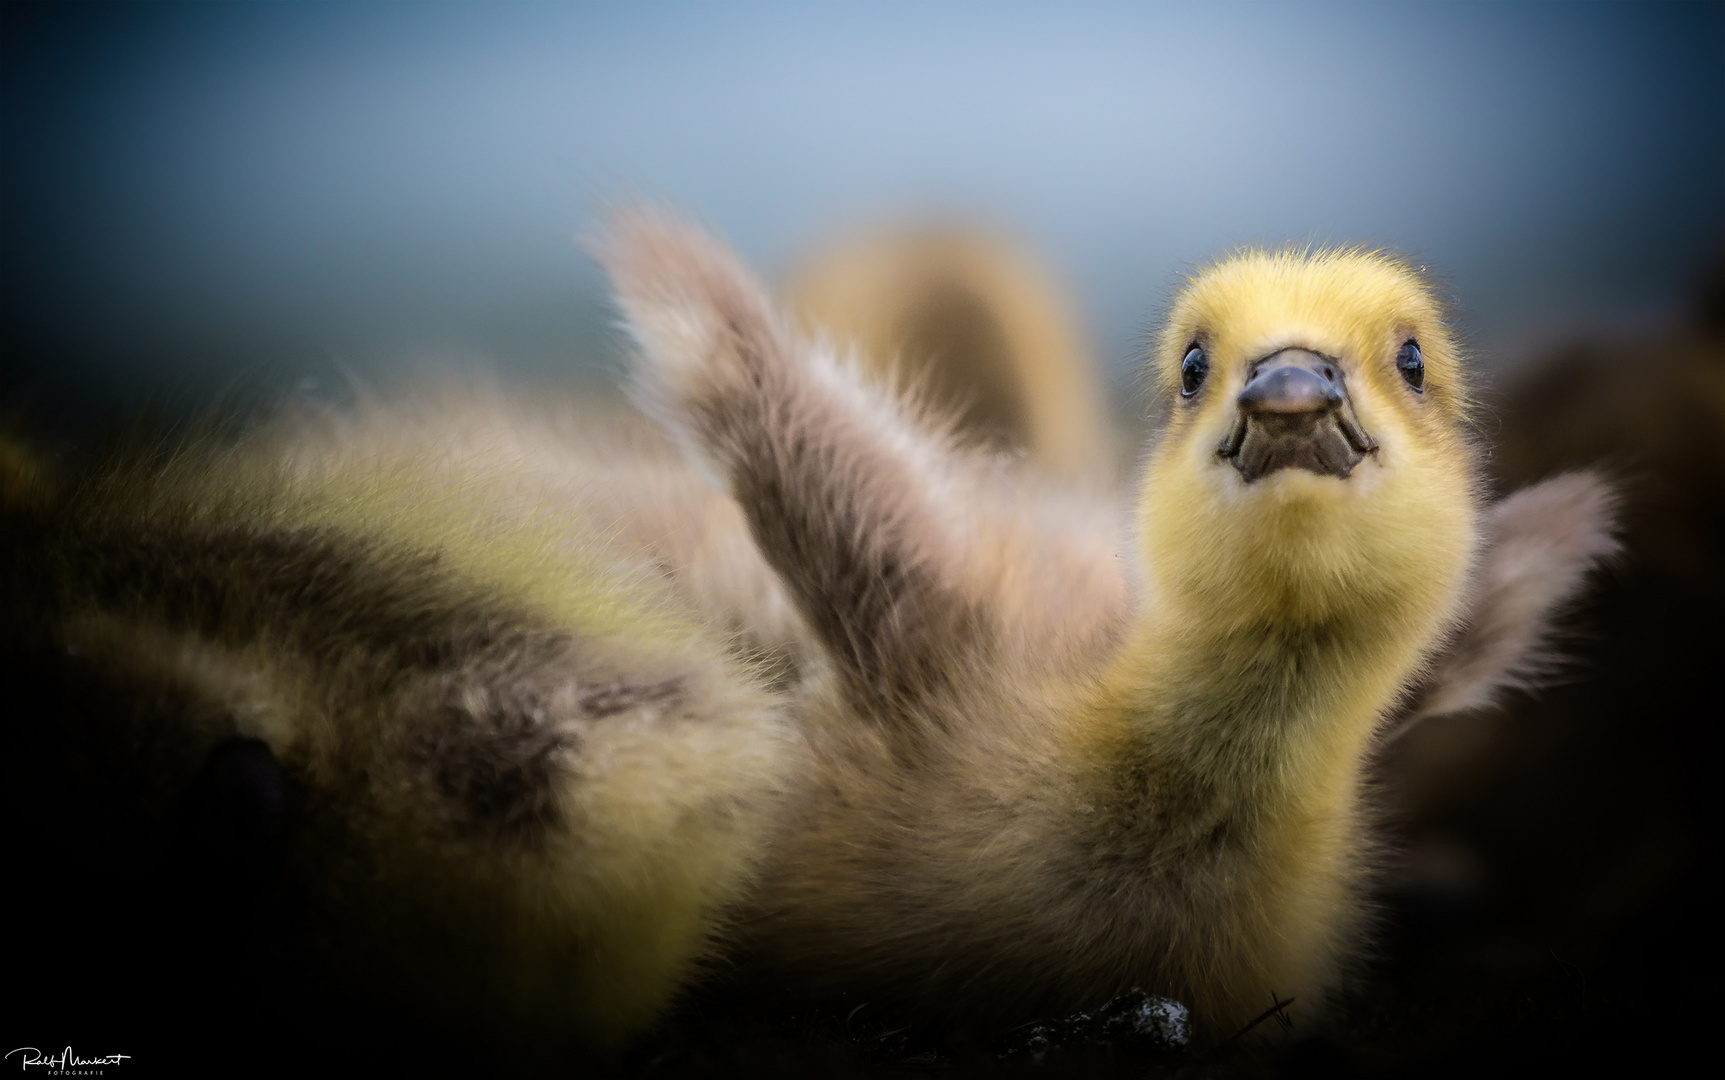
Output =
[
  {"x1": 0, "y1": 399, "x2": 800, "y2": 1058},
  {"x1": 604, "y1": 217, "x2": 1616, "y2": 1039},
  {"x1": 2, "y1": 214, "x2": 1616, "y2": 1058}
]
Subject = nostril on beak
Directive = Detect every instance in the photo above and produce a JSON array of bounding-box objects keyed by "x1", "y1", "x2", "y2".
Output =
[{"x1": 1237, "y1": 364, "x2": 1344, "y2": 416}]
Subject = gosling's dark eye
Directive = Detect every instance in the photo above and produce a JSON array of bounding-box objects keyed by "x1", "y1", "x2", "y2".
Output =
[
  {"x1": 1396, "y1": 340, "x2": 1424, "y2": 391},
  {"x1": 1180, "y1": 345, "x2": 1208, "y2": 397}
]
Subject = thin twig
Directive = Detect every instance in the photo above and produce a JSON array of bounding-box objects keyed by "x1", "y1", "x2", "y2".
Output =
[{"x1": 1217, "y1": 994, "x2": 1296, "y2": 1050}]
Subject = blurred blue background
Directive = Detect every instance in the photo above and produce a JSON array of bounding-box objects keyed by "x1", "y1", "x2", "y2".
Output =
[{"x1": 3, "y1": 0, "x2": 1721, "y2": 415}]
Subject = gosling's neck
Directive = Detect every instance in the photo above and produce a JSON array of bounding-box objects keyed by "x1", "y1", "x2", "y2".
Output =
[{"x1": 1089, "y1": 515, "x2": 1469, "y2": 840}]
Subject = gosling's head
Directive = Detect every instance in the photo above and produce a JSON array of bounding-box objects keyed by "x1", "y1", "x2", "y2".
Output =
[{"x1": 1140, "y1": 249, "x2": 1479, "y2": 624}]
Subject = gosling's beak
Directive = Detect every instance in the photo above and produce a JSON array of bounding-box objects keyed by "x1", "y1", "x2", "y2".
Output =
[{"x1": 1217, "y1": 348, "x2": 1377, "y2": 482}]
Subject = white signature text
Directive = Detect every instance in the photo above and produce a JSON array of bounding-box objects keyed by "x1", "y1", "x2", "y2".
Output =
[{"x1": 5, "y1": 1048, "x2": 131, "y2": 1074}]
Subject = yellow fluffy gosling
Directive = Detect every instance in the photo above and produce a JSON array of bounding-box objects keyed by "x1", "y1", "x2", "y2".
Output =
[{"x1": 603, "y1": 214, "x2": 1616, "y2": 1041}]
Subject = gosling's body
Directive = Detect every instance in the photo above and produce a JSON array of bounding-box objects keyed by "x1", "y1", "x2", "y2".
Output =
[
  {"x1": 0, "y1": 398, "x2": 799, "y2": 1054},
  {"x1": 606, "y1": 219, "x2": 1615, "y2": 1039}
]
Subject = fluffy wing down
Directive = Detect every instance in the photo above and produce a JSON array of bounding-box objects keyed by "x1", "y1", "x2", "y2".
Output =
[{"x1": 1389, "y1": 471, "x2": 1618, "y2": 738}]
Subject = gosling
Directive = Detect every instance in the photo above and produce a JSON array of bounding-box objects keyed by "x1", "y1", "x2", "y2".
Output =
[
  {"x1": 0, "y1": 402, "x2": 801, "y2": 1059},
  {"x1": 788, "y1": 224, "x2": 1113, "y2": 478},
  {"x1": 603, "y1": 214, "x2": 1616, "y2": 1041}
]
